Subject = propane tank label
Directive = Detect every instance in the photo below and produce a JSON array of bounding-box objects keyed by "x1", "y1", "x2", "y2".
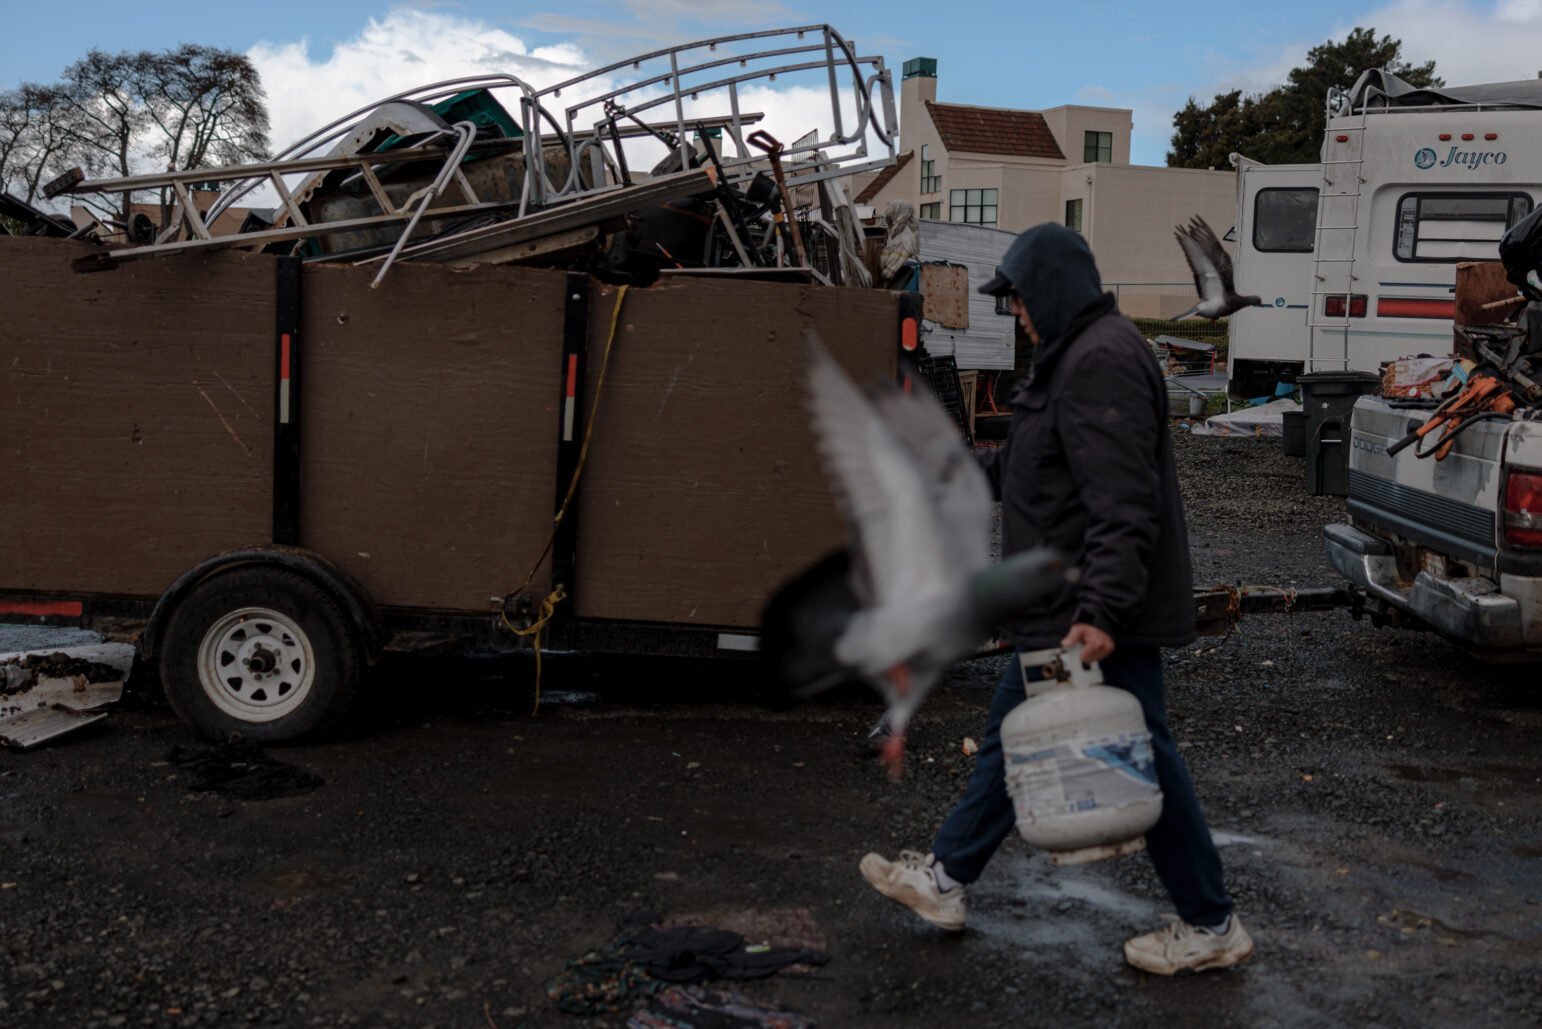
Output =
[{"x1": 1005, "y1": 731, "x2": 1159, "y2": 818}]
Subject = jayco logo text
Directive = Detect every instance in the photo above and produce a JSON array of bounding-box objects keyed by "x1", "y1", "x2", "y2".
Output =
[{"x1": 1415, "y1": 146, "x2": 1507, "y2": 170}]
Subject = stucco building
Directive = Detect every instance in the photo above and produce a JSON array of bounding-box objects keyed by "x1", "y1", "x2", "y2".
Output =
[{"x1": 855, "y1": 58, "x2": 1236, "y2": 310}]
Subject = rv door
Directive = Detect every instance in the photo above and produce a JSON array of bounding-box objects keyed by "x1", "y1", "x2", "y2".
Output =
[{"x1": 1227, "y1": 156, "x2": 1320, "y2": 398}]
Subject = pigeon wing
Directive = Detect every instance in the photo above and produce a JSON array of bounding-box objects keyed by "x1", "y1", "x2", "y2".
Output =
[
  {"x1": 805, "y1": 342, "x2": 960, "y2": 608},
  {"x1": 866, "y1": 382, "x2": 993, "y2": 574},
  {"x1": 1189, "y1": 216, "x2": 1238, "y2": 293},
  {"x1": 1174, "y1": 222, "x2": 1224, "y2": 305}
]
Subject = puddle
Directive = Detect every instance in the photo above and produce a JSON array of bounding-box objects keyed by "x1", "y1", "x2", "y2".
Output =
[{"x1": 968, "y1": 854, "x2": 1159, "y2": 954}]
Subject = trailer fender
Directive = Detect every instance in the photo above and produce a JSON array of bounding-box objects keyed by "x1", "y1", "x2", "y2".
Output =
[{"x1": 140, "y1": 546, "x2": 385, "y2": 664}]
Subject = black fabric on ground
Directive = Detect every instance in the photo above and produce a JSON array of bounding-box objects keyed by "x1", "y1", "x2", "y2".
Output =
[
  {"x1": 164, "y1": 738, "x2": 323, "y2": 801},
  {"x1": 623, "y1": 926, "x2": 830, "y2": 982}
]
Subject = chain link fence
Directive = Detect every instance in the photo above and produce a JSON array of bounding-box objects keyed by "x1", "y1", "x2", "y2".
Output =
[{"x1": 1106, "y1": 282, "x2": 1230, "y2": 352}]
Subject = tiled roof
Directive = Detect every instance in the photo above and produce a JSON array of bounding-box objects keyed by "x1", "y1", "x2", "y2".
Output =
[
  {"x1": 855, "y1": 150, "x2": 913, "y2": 203},
  {"x1": 924, "y1": 101, "x2": 1065, "y2": 160}
]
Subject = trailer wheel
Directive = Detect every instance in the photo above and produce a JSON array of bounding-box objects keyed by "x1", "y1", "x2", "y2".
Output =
[{"x1": 159, "y1": 566, "x2": 363, "y2": 743}]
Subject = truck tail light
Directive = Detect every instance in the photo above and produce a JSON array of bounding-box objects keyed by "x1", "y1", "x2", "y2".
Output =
[
  {"x1": 1324, "y1": 294, "x2": 1367, "y2": 317},
  {"x1": 1504, "y1": 470, "x2": 1542, "y2": 548}
]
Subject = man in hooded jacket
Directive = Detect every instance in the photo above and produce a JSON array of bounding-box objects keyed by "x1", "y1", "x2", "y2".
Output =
[{"x1": 859, "y1": 223, "x2": 1254, "y2": 975}]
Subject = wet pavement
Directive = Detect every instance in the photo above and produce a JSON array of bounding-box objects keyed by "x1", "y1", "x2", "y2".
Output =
[{"x1": 2, "y1": 434, "x2": 1541, "y2": 1027}]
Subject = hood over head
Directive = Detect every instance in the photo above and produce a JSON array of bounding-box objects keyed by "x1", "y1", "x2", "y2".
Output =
[{"x1": 978, "y1": 223, "x2": 1108, "y2": 345}]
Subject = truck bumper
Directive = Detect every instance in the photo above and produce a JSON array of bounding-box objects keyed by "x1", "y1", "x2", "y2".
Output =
[{"x1": 1324, "y1": 523, "x2": 1526, "y2": 649}]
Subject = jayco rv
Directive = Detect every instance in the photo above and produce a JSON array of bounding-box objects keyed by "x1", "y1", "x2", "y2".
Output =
[{"x1": 1227, "y1": 70, "x2": 1542, "y2": 398}]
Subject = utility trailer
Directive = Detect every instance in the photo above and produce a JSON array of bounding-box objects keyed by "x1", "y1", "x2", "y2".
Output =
[{"x1": 0, "y1": 236, "x2": 913, "y2": 741}]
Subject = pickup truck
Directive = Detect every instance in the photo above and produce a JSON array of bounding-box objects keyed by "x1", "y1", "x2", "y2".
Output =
[{"x1": 1325, "y1": 395, "x2": 1542, "y2": 656}]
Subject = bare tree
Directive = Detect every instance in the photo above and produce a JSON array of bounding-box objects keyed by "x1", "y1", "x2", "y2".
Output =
[
  {"x1": 0, "y1": 46, "x2": 270, "y2": 227},
  {"x1": 0, "y1": 83, "x2": 88, "y2": 207}
]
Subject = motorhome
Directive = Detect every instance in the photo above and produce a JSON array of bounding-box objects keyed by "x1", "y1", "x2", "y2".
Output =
[{"x1": 1226, "y1": 70, "x2": 1542, "y2": 398}]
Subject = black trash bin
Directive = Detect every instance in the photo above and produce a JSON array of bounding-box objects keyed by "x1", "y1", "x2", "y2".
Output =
[
  {"x1": 1299, "y1": 371, "x2": 1381, "y2": 495},
  {"x1": 1282, "y1": 409, "x2": 1306, "y2": 457}
]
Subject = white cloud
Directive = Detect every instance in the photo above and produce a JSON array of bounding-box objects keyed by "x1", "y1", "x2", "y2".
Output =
[
  {"x1": 244, "y1": 6, "x2": 894, "y2": 187},
  {"x1": 248, "y1": 9, "x2": 590, "y2": 155},
  {"x1": 1345, "y1": 0, "x2": 1542, "y2": 86}
]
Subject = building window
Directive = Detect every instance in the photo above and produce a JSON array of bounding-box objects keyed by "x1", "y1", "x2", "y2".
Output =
[
  {"x1": 1253, "y1": 187, "x2": 1319, "y2": 253},
  {"x1": 1065, "y1": 198, "x2": 1083, "y2": 232},
  {"x1": 919, "y1": 202, "x2": 941, "y2": 220},
  {"x1": 1083, "y1": 131, "x2": 1112, "y2": 163},
  {"x1": 919, "y1": 144, "x2": 941, "y2": 194},
  {"x1": 948, "y1": 188, "x2": 997, "y2": 226},
  {"x1": 1394, "y1": 192, "x2": 1533, "y2": 262}
]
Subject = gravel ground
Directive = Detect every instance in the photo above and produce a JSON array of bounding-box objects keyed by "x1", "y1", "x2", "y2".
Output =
[{"x1": 3, "y1": 433, "x2": 1541, "y2": 1028}]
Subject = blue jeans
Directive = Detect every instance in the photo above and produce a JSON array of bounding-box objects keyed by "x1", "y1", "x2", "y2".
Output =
[{"x1": 930, "y1": 646, "x2": 1233, "y2": 927}]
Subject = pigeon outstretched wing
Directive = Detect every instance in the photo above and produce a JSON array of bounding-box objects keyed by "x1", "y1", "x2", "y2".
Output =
[{"x1": 1174, "y1": 217, "x2": 1226, "y2": 307}]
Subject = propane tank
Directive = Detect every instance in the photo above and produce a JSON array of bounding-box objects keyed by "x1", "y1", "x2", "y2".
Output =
[{"x1": 1001, "y1": 645, "x2": 1163, "y2": 865}]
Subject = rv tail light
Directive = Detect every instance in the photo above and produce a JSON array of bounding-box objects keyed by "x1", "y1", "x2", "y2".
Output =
[
  {"x1": 1439, "y1": 133, "x2": 1452, "y2": 141},
  {"x1": 1485, "y1": 132, "x2": 1499, "y2": 140},
  {"x1": 1504, "y1": 470, "x2": 1542, "y2": 548},
  {"x1": 1324, "y1": 294, "x2": 1368, "y2": 317},
  {"x1": 1462, "y1": 132, "x2": 1475, "y2": 141},
  {"x1": 1377, "y1": 297, "x2": 1456, "y2": 319}
]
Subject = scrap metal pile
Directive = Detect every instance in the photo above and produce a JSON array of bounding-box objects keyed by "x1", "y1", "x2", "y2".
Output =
[
  {"x1": 40, "y1": 25, "x2": 899, "y2": 290},
  {"x1": 1381, "y1": 205, "x2": 1542, "y2": 461}
]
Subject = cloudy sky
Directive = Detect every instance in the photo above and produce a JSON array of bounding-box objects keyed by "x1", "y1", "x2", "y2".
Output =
[{"x1": 5, "y1": 0, "x2": 1542, "y2": 166}]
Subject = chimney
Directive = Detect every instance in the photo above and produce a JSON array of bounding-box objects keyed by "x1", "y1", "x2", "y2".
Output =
[{"x1": 900, "y1": 58, "x2": 931, "y2": 152}]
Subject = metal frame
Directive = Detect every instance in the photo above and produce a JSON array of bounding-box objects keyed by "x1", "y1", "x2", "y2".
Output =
[{"x1": 45, "y1": 25, "x2": 896, "y2": 280}]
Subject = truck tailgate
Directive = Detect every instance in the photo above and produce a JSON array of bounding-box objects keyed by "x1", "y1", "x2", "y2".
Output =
[{"x1": 1347, "y1": 398, "x2": 1507, "y2": 573}]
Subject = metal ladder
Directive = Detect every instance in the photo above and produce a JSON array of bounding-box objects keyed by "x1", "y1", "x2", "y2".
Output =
[{"x1": 1306, "y1": 91, "x2": 1371, "y2": 372}]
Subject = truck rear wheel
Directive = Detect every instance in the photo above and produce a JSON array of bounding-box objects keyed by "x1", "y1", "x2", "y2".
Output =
[{"x1": 159, "y1": 566, "x2": 364, "y2": 743}]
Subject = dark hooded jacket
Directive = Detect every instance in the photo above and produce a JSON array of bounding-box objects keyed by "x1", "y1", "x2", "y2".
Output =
[{"x1": 980, "y1": 224, "x2": 1195, "y2": 648}]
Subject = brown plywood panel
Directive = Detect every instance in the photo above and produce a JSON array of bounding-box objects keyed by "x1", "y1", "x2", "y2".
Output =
[
  {"x1": 299, "y1": 261, "x2": 563, "y2": 610},
  {"x1": 0, "y1": 237, "x2": 274, "y2": 597},
  {"x1": 1454, "y1": 260, "x2": 1515, "y2": 327},
  {"x1": 920, "y1": 263, "x2": 970, "y2": 329},
  {"x1": 572, "y1": 279, "x2": 899, "y2": 627}
]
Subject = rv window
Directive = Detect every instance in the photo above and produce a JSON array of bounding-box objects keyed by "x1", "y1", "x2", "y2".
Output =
[
  {"x1": 1253, "y1": 188, "x2": 1319, "y2": 253},
  {"x1": 1394, "y1": 192, "x2": 1533, "y2": 262}
]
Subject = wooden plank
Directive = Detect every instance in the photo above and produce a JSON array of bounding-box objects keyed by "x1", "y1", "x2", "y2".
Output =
[
  {"x1": 0, "y1": 237, "x2": 274, "y2": 597},
  {"x1": 299, "y1": 260, "x2": 563, "y2": 610},
  {"x1": 919, "y1": 263, "x2": 969, "y2": 329},
  {"x1": 572, "y1": 278, "x2": 899, "y2": 627},
  {"x1": 1454, "y1": 260, "x2": 1516, "y2": 327}
]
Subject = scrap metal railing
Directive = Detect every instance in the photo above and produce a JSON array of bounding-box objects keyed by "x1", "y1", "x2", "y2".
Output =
[{"x1": 42, "y1": 24, "x2": 896, "y2": 283}]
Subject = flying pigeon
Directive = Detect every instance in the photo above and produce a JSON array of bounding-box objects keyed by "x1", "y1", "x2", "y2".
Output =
[
  {"x1": 759, "y1": 338, "x2": 1071, "y2": 778},
  {"x1": 1173, "y1": 215, "x2": 1262, "y2": 320}
]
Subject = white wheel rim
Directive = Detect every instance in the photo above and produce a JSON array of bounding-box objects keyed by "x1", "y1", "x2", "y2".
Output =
[{"x1": 196, "y1": 607, "x2": 316, "y2": 723}]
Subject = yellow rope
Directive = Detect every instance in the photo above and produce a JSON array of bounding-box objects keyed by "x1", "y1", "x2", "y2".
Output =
[{"x1": 498, "y1": 284, "x2": 630, "y2": 715}]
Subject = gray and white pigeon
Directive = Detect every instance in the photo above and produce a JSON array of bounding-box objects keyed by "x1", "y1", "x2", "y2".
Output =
[
  {"x1": 786, "y1": 338, "x2": 1071, "y2": 777},
  {"x1": 1173, "y1": 215, "x2": 1261, "y2": 320}
]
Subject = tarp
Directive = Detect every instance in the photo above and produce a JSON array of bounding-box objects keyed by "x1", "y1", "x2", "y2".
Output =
[
  {"x1": 1346, "y1": 69, "x2": 1542, "y2": 112},
  {"x1": 1189, "y1": 397, "x2": 1301, "y2": 438}
]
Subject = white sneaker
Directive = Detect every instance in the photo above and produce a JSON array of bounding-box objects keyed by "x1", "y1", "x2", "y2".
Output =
[
  {"x1": 1123, "y1": 914, "x2": 1255, "y2": 975},
  {"x1": 859, "y1": 850, "x2": 966, "y2": 931}
]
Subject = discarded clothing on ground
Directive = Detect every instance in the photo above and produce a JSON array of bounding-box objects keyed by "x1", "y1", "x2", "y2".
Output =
[
  {"x1": 545, "y1": 912, "x2": 831, "y2": 1016},
  {"x1": 624, "y1": 926, "x2": 829, "y2": 982},
  {"x1": 164, "y1": 738, "x2": 323, "y2": 801},
  {"x1": 626, "y1": 985, "x2": 816, "y2": 1029}
]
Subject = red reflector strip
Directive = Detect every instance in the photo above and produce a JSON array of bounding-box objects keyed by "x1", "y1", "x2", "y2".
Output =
[
  {"x1": 0, "y1": 599, "x2": 83, "y2": 617},
  {"x1": 1485, "y1": 133, "x2": 1499, "y2": 141},
  {"x1": 1461, "y1": 133, "x2": 1475, "y2": 141},
  {"x1": 565, "y1": 354, "x2": 578, "y2": 398},
  {"x1": 901, "y1": 317, "x2": 919, "y2": 351},
  {"x1": 280, "y1": 333, "x2": 292, "y2": 381},
  {"x1": 1377, "y1": 297, "x2": 1455, "y2": 319},
  {"x1": 563, "y1": 354, "x2": 578, "y2": 442},
  {"x1": 1439, "y1": 133, "x2": 1452, "y2": 141}
]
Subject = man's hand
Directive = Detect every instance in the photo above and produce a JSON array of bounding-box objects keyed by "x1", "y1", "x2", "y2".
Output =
[{"x1": 1061, "y1": 623, "x2": 1115, "y2": 663}]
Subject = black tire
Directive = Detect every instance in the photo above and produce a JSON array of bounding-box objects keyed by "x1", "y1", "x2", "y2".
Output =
[{"x1": 159, "y1": 566, "x2": 364, "y2": 743}]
